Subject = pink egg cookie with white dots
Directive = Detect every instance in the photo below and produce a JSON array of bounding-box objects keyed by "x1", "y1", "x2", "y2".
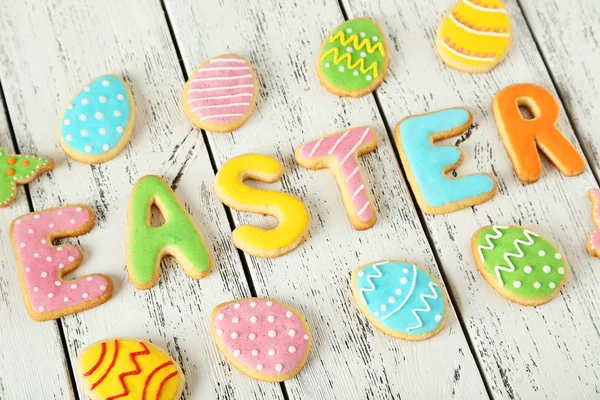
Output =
[
  {"x1": 183, "y1": 54, "x2": 258, "y2": 133},
  {"x1": 10, "y1": 204, "x2": 113, "y2": 321},
  {"x1": 211, "y1": 298, "x2": 312, "y2": 382}
]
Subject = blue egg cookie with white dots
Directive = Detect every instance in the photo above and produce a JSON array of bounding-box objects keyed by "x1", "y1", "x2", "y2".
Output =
[
  {"x1": 59, "y1": 75, "x2": 135, "y2": 164},
  {"x1": 351, "y1": 260, "x2": 448, "y2": 341}
]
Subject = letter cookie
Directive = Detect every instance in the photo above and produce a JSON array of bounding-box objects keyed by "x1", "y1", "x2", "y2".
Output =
[
  {"x1": 211, "y1": 298, "x2": 312, "y2": 382},
  {"x1": 10, "y1": 205, "x2": 113, "y2": 321},
  {"x1": 0, "y1": 148, "x2": 54, "y2": 208},
  {"x1": 183, "y1": 54, "x2": 258, "y2": 133},
  {"x1": 295, "y1": 127, "x2": 377, "y2": 230},
  {"x1": 78, "y1": 338, "x2": 184, "y2": 400},
  {"x1": 395, "y1": 108, "x2": 496, "y2": 214},
  {"x1": 214, "y1": 154, "x2": 310, "y2": 258},
  {"x1": 351, "y1": 261, "x2": 448, "y2": 341},
  {"x1": 317, "y1": 18, "x2": 389, "y2": 97},
  {"x1": 493, "y1": 83, "x2": 585, "y2": 183},
  {"x1": 127, "y1": 175, "x2": 212, "y2": 290},
  {"x1": 59, "y1": 75, "x2": 135, "y2": 164},
  {"x1": 587, "y1": 189, "x2": 600, "y2": 258},
  {"x1": 437, "y1": 0, "x2": 512, "y2": 73},
  {"x1": 472, "y1": 225, "x2": 568, "y2": 306}
]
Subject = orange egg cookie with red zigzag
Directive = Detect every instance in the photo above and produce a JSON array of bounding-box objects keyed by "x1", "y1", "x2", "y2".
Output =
[
  {"x1": 318, "y1": 18, "x2": 389, "y2": 97},
  {"x1": 436, "y1": 0, "x2": 512, "y2": 73},
  {"x1": 77, "y1": 338, "x2": 184, "y2": 400}
]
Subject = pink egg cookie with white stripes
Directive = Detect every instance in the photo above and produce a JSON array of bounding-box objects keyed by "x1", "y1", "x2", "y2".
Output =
[
  {"x1": 211, "y1": 298, "x2": 312, "y2": 382},
  {"x1": 10, "y1": 205, "x2": 113, "y2": 321},
  {"x1": 183, "y1": 54, "x2": 258, "y2": 133},
  {"x1": 295, "y1": 126, "x2": 378, "y2": 230}
]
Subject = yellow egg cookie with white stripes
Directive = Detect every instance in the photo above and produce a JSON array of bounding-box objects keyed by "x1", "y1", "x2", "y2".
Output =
[
  {"x1": 317, "y1": 18, "x2": 389, "y2": 97},
  {"x1": 436, "y1": 0, "x2": 512, "y2": 73}
]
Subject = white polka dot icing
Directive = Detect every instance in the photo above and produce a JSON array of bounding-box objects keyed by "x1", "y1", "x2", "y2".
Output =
[
  {"x1": 474, "y1": 225, "x2": 568, "y2": 303},
  {"x1": 212, "y1": 298, "x2": 311, "y2": 379},
  {"x1": 10, "y1": 205, "x2": 112, "y2": 319},
  {"x1": 353, "y1": 261, "x2": 447, "y2": 337},
  {"x1": 60, "y1": 75, "x2": 132, "y2": 160}
]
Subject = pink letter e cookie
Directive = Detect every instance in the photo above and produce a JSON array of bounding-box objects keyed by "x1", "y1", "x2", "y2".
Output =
[{"x1": 10, "y1": 205, "x2": 113, "y2": 321}]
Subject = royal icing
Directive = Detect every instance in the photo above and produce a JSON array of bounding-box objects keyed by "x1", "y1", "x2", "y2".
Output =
[
  {"x1": 0, "y1": 148, "x2": 53, "y2": 207},
  {"x1": 78, "y1": 338, "x2": 182, "y2": 400},
  {"x1": 493, "y1": 83, "x2": 585, "y2": 183},
  {"x1": 297, "y1": 127, "x2": 377, "y2": 226},
  {"x1": 396, "y1": 108, "x2": 496, "y2": 211},
  {"x1": 60, "y1": 75, "x2": 133, "y2": 160},
  {"x1": 212, "y1": 299, "x2": 311, "y2": 378},
  {"x1": 354, "y1": 261, "x2": 446, "y2": 336},
  {"x1": 437, "y1": 0, "x2": 511, "y2": 70},
  {"x1": 184, "y1": 54, "x2": 256, "y2": 128},
  {"x1": 214, "y1": 154, "x2": 310, "y2": 258},
  {"x1": 474, "y1": 226, "x2": 567, "y2": 300},
  {"x1": 587, "y1": 189, "x2": 600, "y2": 257},
  {"x1": 10, "y1": 205, "x2": 112, "y2": 320},
  {"x1": 127, "y1": 175, "x2": 211, "y2": 289},
  {"x1": 319, "y1": 18, "x2": 387, "y2": 91}
]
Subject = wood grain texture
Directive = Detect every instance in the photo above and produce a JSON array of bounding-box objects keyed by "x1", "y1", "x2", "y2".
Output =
[
  {"x1": 0, "y1": 1, "x2": 282, "y2": 399},
  {"x1": 517, "y1": 3, "x2": 600, "y2": 177},
  {"x1": 0, "y1": 99, "x2": 74, "y2": 399},
  {"x1": 340, "y1": 0, "x2": 600, "y2": 398},
  {"x1": 164, "y1": 0, "x2": 487, "y2": 398}
]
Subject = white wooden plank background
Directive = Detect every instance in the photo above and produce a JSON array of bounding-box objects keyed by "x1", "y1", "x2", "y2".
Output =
[
  {"x1": 0, "y1": 1, "x2": 281, "y2": 399},
  {"x1": 339, "y1": 0, "x2": 600, "y2": 398},
  {"x1": 0, "y1": 0, "x2": 598, "y2": 399}
]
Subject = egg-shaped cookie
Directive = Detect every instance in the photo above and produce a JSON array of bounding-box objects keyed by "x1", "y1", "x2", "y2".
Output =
[
  {"x1": 77, "y1": 338, "x2": 184, "y2": 400},
  {"x1": 59, "y1": 75, "x2": 135, "y2": 164},
  {"x1": 211, "y1": 298, "x2": 311, "y2": 382},
  {"x1": 183, "y1": 54, "x2": 258, "y2": 133},
  {"x1": 436, "y1": 0, "x2": 512, "y2": 73},
  {"x1": 472, "y1": 225, "x2": 568, "y2": 305},
  {"x1": 351, "y1": 261, "x2": 448, "y2": 341},
  {"x1": 317, "y1": 18, "x2": 389, "y2": 97}
]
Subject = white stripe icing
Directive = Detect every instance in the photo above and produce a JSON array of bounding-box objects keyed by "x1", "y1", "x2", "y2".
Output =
[
  {"x1": 210, "y1": 58, "x2": 246, "y2": 63},
  {"x1": 382, "y1": 265, "x2": 417, "y2": 321},
  {"x1": 188, "y1": 84, "x2": 254, "y2": 93},
  {"x1": 193, "y1": 74, "x2": 252, "y2": 82},
  {"x1": 405, "y1": 282, "x2": 440, "y2": 332},
  {"x1": 463, "y1": 0, "x2": 507, "y2": 14},
  {"x1": 357, "y1": 201, "x2": 370, "y2": 217},
  {"x1": 192, "y1": 102, "x2": 250, "y2": 110},
  {"x1": 308, "y1": 138, "x2": 324, "y2": 158},
  {"x1": 359, "y1": 262, "x2": 389, "y2": 304},
  {"x1": 188, "y1": 93, "x2": 253, "y2": 102},
  {"x1": 440, "y1": 41, "x2": 495, "y2": 62},
  {"x1": 345, "y1": 167, "x2": 360, "y2": 183},
  {"x1": 340, "y1": 127, "x2": 371, "y2": 166},
  {"x1": 449, "y1": 14, "x2": 510, "y2": 37},
  {"x1": 351, "y1": 184, "x2": 364, "y2": 201},
  {"x1": 328, "y1": 130, "x2": 350, "y2": 155}
]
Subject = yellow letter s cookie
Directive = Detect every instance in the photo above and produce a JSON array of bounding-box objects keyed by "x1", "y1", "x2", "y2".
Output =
[{"x1": 214, "y1": 154, "x2": 310, "y2": 258}]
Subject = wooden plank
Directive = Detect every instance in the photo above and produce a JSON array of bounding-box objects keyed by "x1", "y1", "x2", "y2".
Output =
[
  {"x1": 340, "y1": 0, "x2": 600, "y2": 398},
  {"x1": 518, "y1": 2, "x2": 600, "y2": 176},
  {"x1": 164, "y1": 0, "x2": 488, "y2": 398},
  {"x1": 0, "y1": 105, "x2": 74, "y2": 398},
  {"x1": 0, "y1": 1, "x2": 282, "y2": 399}
]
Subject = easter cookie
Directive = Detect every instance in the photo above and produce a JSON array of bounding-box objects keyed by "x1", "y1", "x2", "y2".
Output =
[
  {"x1": 214, "y1": 154, "x2": 310, "y2": 258},
  {"x1": 295, "y1": 126, "x2": 377, "y2": 230},
  {"x1": 0, "y1": 148, "x2": 54, "y2": 208},
  {"x1": 436, "y1": 0, "x2": 512, "y2": 73},
  {"x1": 10, "y1": 205, "x2": 113, "y2": 321},
  {"x1": 351, "y1": 261, "x2": 448, "y2": 341},
  {"x1": 472, "y1": 225, "x2": 568, "y2": 306},
  {"x1": 127, "y1": 175, "x2": 212, "y2": 290},
  {"x1": 183, "y1": 54, "x2": 258, "y2": 133},
  {"x1": 318, "y1": 18, "x2": 389, "y2": 97},
  {"x1": 59, "y1": 75, "x2": 135, "y2": 164},
  {"x1": 211, "y1": 298, "x2": 312, "y2": 382},
  {"x1": 395, "y1": 108, "x2": 496, "y2": 214},
  {"x1": 493, "y1": 83, "x2": 585, "y2": 184},
  {"x1": 78, "y1": 338, "x2": 184, "y2": 400},
  {"x1": 587, "y1": 189, "x2": 600, "y2": 258}
]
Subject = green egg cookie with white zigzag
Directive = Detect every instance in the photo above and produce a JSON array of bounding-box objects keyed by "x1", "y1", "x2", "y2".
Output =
[
  {"x1": 317, "y1": 18, "x2": 389, "y2": 97},
  {"x1": 472, "y1": 225, "x2": 568, "y2": 306}
]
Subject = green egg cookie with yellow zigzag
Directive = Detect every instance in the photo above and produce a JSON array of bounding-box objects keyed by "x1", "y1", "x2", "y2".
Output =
[{"x1": 317, "y1": 18, "x2": 389, "y2": 97}]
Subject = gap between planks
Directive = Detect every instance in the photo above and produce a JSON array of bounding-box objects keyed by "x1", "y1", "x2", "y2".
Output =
[{"x1": 333, "y1": 0, "x2": 494, "y2": 398}]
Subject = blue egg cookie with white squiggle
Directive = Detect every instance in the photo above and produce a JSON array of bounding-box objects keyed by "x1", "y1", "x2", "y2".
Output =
[
  {"x1": 351, "y1": 260, "x2": 448, "y2": 341},
  {"x1": 59, "y1": 75, "x2": 135, "y2": 164}
]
